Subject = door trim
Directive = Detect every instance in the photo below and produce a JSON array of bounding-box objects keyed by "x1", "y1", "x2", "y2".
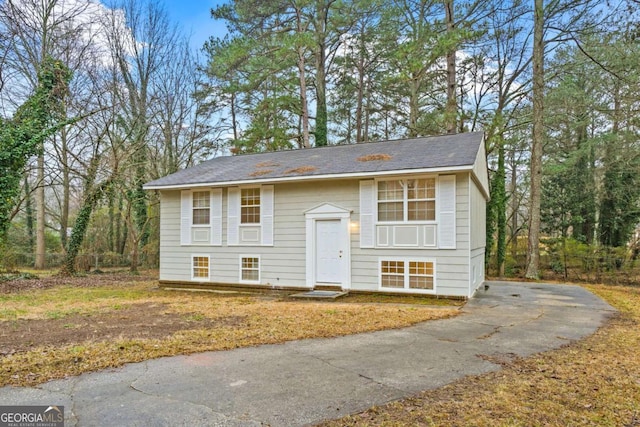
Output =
[{"x1": 304, "y1": 203, "x2": 352, "y2": 290}]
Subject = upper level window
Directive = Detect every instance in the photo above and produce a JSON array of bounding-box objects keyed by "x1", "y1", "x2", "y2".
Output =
[
  {"x1": 241, "y1": 188, "x2": 260, "y2": 224},
  {"x1": 192, "y1": 191, "x2": 210, "y2": 225},
  {"x1": 378, "y1": 178, "x2": 435, "y2": 222}
]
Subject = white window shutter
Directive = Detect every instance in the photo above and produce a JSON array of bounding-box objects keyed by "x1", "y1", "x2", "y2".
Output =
[
  {"x1": 359, "y1": 180, "x2": 375, "y2": 248},
  {"x1": 180, "y1": 190, "x2": 192, "y2": 245},
  {"x1": 210, "y1": 189, "x2": 222, "y2": 246},
  {"x1": 261, "y1": 185, "x2": 274, "y2": 246},
  {"x1": 228, "y1": 187, "x2": 240, "y2": 245},
  {"x1": 438, "y1": 175, "x2": 456, "y2": 249}
]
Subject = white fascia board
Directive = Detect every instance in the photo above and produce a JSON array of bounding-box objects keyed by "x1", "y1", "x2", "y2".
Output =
[
  {"x1": 143, "y1": 165, "x2": 474, "y2": 191},
  {"x1": 470, "y1": 173, "x2": 491, "y2": 201}
]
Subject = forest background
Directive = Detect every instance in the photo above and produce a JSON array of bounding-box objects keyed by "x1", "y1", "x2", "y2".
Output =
[{"x1": 0, "y1": 0, "x2": 639, "y2": 283}]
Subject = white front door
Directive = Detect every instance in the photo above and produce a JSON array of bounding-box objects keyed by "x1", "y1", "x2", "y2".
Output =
[{"x1": 315, "y1": 219, "x2": 343, "y2": 284}]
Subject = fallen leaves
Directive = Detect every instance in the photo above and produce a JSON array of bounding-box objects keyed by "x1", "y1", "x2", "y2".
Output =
[
  {"x1": 357, "y1": 154, "x2": 393, "y2": 162},
  {"x1": 0, "y1": 274, "x2": 458, "y2": 387},
  {"x1": 284, "y1": 165, "x2": 318, "y2": 175}
]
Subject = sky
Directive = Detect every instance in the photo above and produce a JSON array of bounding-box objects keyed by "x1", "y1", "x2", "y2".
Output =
[{"x1": 162, "y1": 0, "x2": 228, "y2": 51}]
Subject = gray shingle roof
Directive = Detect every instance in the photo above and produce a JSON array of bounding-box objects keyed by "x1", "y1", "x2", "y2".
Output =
[{"x1": 144, "y1": 132, "x2": 484, "y2": 189}]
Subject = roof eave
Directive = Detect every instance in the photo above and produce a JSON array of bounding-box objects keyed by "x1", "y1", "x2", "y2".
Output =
[{"x1": 143, "y1": 164, "x2": 475, "y2": 191}]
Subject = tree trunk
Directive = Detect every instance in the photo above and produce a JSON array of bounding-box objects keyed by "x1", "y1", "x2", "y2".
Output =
[
  {"x1": 510, "y1": 146, "x2": 519, "y2": 261},
  {"x1": 116, "y1": 193, "x2": 124, "y2": 254},
  {"x1": 314, "y1": 0, "x2": 328, "y2": 146},
  {"x1": 496, "y1": 141, "x2": 507, "y2": 276},
  {"x1": 355, "y1": 27, "x2": 366, "y2": 143},
  {"x1": 130, "y1": 241, "x2": 139, "y2": 273},
  {"x1": 408, "y1": 77, "x2": 420, "y2": 137},
  {"x1": 444, "y1": 0, "x2": 457, "y2": 134},
  {"x1": 231, "y1": 93, "x2": 239, "y2": 141},
  {"x1": 24, "y1": 173, "x2": 35, "y2": 251},
  {"x1": 108, "y1": 184, "x2": 115, "y2": 252},
  {"x1": 35, "y1": 153, "x2": 46, "y2": 269},
  {"x1": 60, "y1": 183, "x2": 106, "y2": 275},
  {"x1": 295, "y1": 6, "x2": 311, "y2": 149},
  {"x1": 60, "y1": 155, "x2": 109, "y2": 276},
  {"x1": 525, "y1": 0, "x2": 544, "y2": 279},
  {"x1": 60, "y1": 126, "x2": 70, "y2": 251}
]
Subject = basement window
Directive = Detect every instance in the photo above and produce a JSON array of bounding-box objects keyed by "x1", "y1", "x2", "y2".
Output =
[
  {"x1": 381, "y1": 260, "x2": 405, "y2": 288},
  {"x1": 240, "y1": 256, "x2": 260, "y2": 283},
  {"x1": 192, "y1": 255, "x2": 210, "y2": 281},
  {"x1": 380, "y1": 258, "x2": 435, "y2": 292}
]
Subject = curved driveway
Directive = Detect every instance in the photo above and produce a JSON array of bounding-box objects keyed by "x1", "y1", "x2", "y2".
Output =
[{"x1": 0, "y1": 281, "x2": 616, "y2": 426}]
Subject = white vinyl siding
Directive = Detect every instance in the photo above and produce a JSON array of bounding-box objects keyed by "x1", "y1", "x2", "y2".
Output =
[
  {"x1": 180, "y1": 190, "x2": 192, "y2": 245},
  {"x1": 159, "y1": 172, "x2": 477, "y2": 298},
  {"x1": 470, "y1": 178, "x2": 486, "y2": 250}
]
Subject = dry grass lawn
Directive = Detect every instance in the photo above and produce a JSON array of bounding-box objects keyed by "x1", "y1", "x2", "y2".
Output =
[
  {"x1": 320, "y1": 283, "x2": 640, "y2": 426},
  {"x1": 0, "y1": 271, "x2": 459, "y2": 388}
]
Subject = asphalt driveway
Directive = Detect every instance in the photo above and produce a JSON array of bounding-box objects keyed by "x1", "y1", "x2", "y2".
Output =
[{"x1": 0, "y1": 281, "x2": 616, "y2": 426}]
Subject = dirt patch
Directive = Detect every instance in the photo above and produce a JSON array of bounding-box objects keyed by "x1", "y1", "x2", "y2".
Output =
[
  {"x1": 0, "y1": 302, "x2": 245, "y2": 356},
  {"x1": 0, "y1": 271, "x2": 155, "y2": 294},
  {"x1": 0, "y1": 271, "x2": 459, "y2": 387}
]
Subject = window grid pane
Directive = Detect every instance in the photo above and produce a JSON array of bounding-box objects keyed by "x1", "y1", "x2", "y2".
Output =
[
  {"x1": 378, "y1": 201, "x2": 403, "y2": 222},
  {"x1": 241, "y1": 207, "x2": 260, "y2": 224},
  {"x1": 242, "y1": 270, "x2": 259, "y2": 281},
  {"x1": 241, "y1": 257, "x2": 259, "y2": 282},
  {"x1": 381, "y1": 260, "x2": 405, "y2": 288},
  {"x1": 382, "y1": 275, "x2": 404, "y2": 288},
  {"x1": 192, "y1": 191, "x2": 211, "y2": 225},
  {"x1": 408, "y1": 261, "x2": 434, "y2": 290},
  {"x1": 378, "y1": 180, "x2": 403, "y2": 201},
  {"x1": 241, "y1": 188, "x2": 261, "y2": 224},
  {"x1": 409, "y1": 276, "x2": 433, "y2": 290},
  {"x1": 193, "y1": 257, "x2": 209, "y2": 278},
  {"x1": 192, "y1": 191, "x2": 210, "y2": 208},
  {"x1": 378, "y1": 178, "x2": 436, "y2": 222},
  {"x1": 407, "y1": 179, "x2": 436, "y2": 200},
  {"x1": 193, "y1": 209, "x2": 210, "y2": 225}
]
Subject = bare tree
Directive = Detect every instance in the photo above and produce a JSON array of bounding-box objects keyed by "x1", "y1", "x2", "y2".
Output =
[
  {"x1": 525, "y1": 0, "x2": 544, "y2": 279},
  {"x1": 0, "y1": 0, "x2": 96, "y2": 268}
]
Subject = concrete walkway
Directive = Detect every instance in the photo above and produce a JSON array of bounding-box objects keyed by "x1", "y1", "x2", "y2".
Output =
[{"x1": 0, "y1": 282, "x2": 616, "y2": 426}]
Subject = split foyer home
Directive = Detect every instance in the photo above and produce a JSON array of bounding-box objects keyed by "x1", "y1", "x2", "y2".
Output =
[{"x1": 143, "y1": 131, "x2": 489, "y2": 298}]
